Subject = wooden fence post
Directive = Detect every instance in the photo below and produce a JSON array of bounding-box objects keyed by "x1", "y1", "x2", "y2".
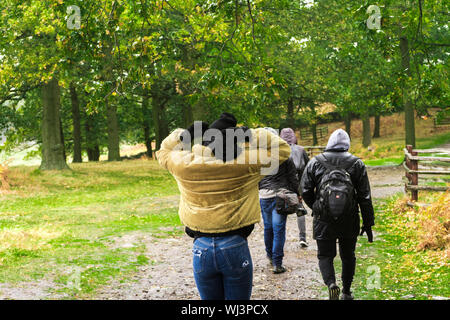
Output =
[{"x1": 406, "y1": 145, "x2": 418, "y2": 201}]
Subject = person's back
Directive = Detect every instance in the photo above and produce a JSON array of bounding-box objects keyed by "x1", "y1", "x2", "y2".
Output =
[
  {"x1": 258, "y1": 128, "x2": 300, "y2": 274},
  {"x1": 158, "y1": 126, "x2": 291, "y2": 235},
  {"x1": 258, "y1": 159, "x2": 299, "y2": 196},
  {"x1": 156, "y1": 114, "x2": 292, "y2": 300},
  {"x1": 279, "y1": 128, "x2": 310, "y2": 248},
  {"x1": 301, "y1": 129, "x2": 374, "y2": 300},
  {"x1": 279, "y1": 128, "x2": 309, "y2": 180}
]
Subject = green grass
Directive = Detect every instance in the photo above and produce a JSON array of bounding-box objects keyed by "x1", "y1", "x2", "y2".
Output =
[
  {"x1": 364, "y1": 157, "x2": 404, "y2": 166},
  {"x1": 0, "y1": 160, "x2": 182, "y2": 299},
  {"x1": 2, "y1": 154, "x2": 449, "y2": 300},
  {"x1": 351, "y1": 130, "x2": 450, "y2": 167},
  {"x1": 342, "y1": 193, "x2": 449, "y2": 300}
]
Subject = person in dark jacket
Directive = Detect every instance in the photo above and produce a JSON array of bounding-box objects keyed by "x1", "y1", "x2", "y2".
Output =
[
  {"x1": 280, "y1": 128, "x2": 310, "y2": 248},
  {"x1": 301, "y1": 129, "x2": 374, "y2": 300},
  {"x1": 259, "y1": 127, "x2": 300, "y2": 274}
]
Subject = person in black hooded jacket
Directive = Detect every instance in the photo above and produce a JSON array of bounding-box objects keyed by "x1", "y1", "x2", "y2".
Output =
[
  {"x1": 259, "y1": 127, "x2": 300, "y2": 274},
  {"x1": 301, "y1": 129, "x2": 374, "y2": 300}
]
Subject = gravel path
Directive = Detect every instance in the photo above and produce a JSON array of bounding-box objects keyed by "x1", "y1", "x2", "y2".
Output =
[
  {"x1": 0, "y1": 165, "x2": 407, "y2": 300},
  {"x1": 94, "y1": 165, "x2": 407, "y2": 300},
  {"x1": 95, "y1": 215, "x2": 324, "y2": 300}
]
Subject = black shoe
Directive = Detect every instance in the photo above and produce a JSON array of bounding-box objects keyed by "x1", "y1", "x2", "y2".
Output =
[
  {"x1": 328, "y1": 283, "x2": 340, "y2": 300},
  {"x1": 273, "y1": 265, "x2": 287, "y2": 274},
  {"x1": 341, "y1": 292, "x2": 354, "y2": 300}
]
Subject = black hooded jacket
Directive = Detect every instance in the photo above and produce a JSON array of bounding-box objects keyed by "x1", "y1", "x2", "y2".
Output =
[
  {"x1": 258, "y1": 158, "x2": 300, "y2": 195},
  {"x1": 301, "y1": 150, "x2": 374, "y2": 240}
]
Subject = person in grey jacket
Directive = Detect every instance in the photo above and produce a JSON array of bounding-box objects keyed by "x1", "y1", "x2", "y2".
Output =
[{"x1": 280, "y1": 128, "x2": 310, "y2": 247}]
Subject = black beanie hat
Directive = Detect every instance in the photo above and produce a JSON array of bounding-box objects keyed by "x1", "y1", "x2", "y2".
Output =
[
  {"x1": 180, "y1": 121, "x2": 209, "y2": 147},
  {"x1": 209, "y1": 112, "x2": 237, "y2": 131},
  {"x1": 205, "y1": 126, "x2": 251, "y2": 162}
]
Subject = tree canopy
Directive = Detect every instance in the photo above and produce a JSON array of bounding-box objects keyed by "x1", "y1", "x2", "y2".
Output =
[{"x1": 0, "y1": 0, "x2": 448, "y2": 167}]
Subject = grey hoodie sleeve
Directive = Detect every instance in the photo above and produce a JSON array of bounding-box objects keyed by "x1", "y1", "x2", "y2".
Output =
[{"x1": 286, "y1": 158, "x2": 300, "y2": 195}]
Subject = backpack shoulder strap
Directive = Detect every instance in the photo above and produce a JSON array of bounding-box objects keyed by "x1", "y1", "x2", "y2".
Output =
[
  {"x1": 316, "y1": 153, "x2": 357, "y2": 172},
  {"x1": 315, "y1": 154, "x2": 336, "y2": 171}
]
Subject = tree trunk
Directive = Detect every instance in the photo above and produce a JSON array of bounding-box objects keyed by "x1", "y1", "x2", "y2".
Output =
[
  {"x1": 182, "y1": 103, "x2": 194, "y2": 129},
  {"x1": 311, "y1": 123, "x2": 318, "y2": 146},
  {"x1": 106, "y1": 100, "x2": 121, "y2": 161},
  {"x1": 151, "y1": 86, "x2": 170, "y2": 151},
  {"x1": 70, "y1": 83, "x2": 82, "y2": 163},
  {"x1": 142, "y1": 90, "x2": 152, "y2": 158},
  {"x1": 40, "y1": 78, "x2": 69, "y2": 170},
  {"x1": 152, "y1": 99, "x2": 162, "y2": 151},
  {"x1": 103, "y1": 2, "x2": 121, "y2": 161},
  {"x1": 84, "y1": 110, "x2": 100, "y2": 162},
  {"x1": 400, "y1": 36, "x2": 416, "y2": 147},
  {"x1": 344, "y1": 112, "x2": 352, "y2": 138},
  {"x1": 362, "y1": 112, "x2": 372, "y2": 147},
  {"x1": 159, "y1": 107, "x2": 169, "y2": 147},
  {"x1": 373, "y1": 114, "x2": 381, "y2": 138},
  {"x1": 287, "y1": 97, "x2": 295, "y2": 129},
  {"x1": 60, "y1": 117, "x2": 66, "y2": 161}
]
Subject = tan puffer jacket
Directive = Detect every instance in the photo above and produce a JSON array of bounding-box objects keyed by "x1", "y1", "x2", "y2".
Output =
[{"x1": 156, "y1": 128, "x2": 291, "y2": 233}]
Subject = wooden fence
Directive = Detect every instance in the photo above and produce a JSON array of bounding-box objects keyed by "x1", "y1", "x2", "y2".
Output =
[
  {"x1": 303, "y1": 146, "x2": 325, "y2": 158},
  {"x1": 403, "y1": 145, "x2": 450, "y2": 201},
  {"x1": 434, "y1": 117, "x2": 450, "y2": 128},
  {"x1": 299, "y1": 126, "x2": 328, "y2": 142}
]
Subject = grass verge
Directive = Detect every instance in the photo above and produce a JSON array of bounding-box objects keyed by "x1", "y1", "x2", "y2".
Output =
[
  {"x1": 351, "y1": 131, "x2": 450, "y2": 166},
  {"x1": 342, "y1": 192, "x2": 449, "y2": 300},
  {"x1": 0, "y1": 159, "x2": 182, "y2": 299}
]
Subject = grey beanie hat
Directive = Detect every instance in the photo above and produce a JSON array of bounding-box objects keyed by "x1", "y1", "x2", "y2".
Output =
[{"x1": 325, "y1": 129, "x2": 350, "y2": 151}]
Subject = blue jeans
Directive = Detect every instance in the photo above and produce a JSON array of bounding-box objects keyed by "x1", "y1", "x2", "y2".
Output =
[
  {"x1": 192, "y1": 235, "x2": 253, "y2": 300},
  {"x1": 260, "y1": 197, "x2": 287, "y2": 267}
]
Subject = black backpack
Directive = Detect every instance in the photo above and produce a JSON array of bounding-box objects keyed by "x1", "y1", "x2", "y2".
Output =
[{"x1": 315, "y1": 154, "x2": 357, "y2": 223}]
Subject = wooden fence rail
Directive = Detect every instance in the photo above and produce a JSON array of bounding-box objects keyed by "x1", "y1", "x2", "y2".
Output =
[
  {"x1": 303, "y1": 146, "x2": 325, "y2": 158},
  {"x1": 299, "y1": 126, "x2": 328, "y2": 143},
  {"x1": 403, "y1": 145, "x2": 450, "y2": 201}
]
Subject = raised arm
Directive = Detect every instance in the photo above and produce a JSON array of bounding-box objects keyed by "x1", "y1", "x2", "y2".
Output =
[
  {"x1": 155, "y1": 128, "x2": 185, "y2": 171},
  {"x1": 252, "y1": 128, "x2": 291, "y2": 174}
]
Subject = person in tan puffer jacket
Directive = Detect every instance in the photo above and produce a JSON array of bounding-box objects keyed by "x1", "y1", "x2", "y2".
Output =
[{"x1": 156, "y1": 114, "x2": 291, "y2": 300}]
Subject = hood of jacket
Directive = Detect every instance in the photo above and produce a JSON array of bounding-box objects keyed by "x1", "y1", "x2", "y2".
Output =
[
  {"x1": 280, "y1": 128, "x2": 297, "y2": 145},
  {"x1": 325, "y1": 129, "x2": 350, "y2": 151}
]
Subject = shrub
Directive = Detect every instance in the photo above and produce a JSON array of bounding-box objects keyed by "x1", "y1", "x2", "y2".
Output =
[
  {"x1": 416, "y1": 192, "x2": 450, "y2": 255},
  {"x1": 0, "y1": 162, "x2": 9, "y2": 191}
]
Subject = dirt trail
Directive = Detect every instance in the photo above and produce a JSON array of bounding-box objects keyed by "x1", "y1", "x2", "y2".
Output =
[
  {"x1": 0, "y1": 166, "x2": 406, "y2": 300},
  {"x1": 95, "y1": 215, "x2": 324, "y2": 300},
  {"x1": 95, "y1": 166, "x2": 406, "y2": 300}
]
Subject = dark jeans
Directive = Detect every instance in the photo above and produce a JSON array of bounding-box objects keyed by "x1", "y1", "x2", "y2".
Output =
[
  {"x1": 192, "y1": 235, "x2": 253, "y2": 300},
  {"x1": 316, "y1": 237, "x2": 357, "y2": 293},
  {"x1": 260, "y1": 197, "x2": 287, "y2": 267}
]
